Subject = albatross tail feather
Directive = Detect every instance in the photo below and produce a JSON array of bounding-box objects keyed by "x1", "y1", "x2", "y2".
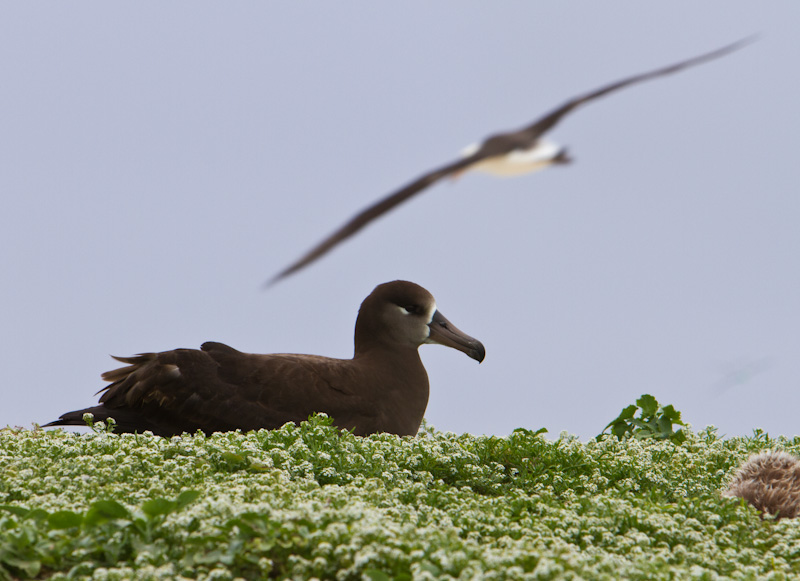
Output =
[{"x1": 43, "y1": 406, "x2": 167, "y2": 435}]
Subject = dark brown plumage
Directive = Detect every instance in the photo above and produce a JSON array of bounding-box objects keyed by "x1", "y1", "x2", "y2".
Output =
[
  {"x1": 44, "y1": 280, "x2": 485, "y2": 437},
  {"x1": 723, "y1": 451, "x2": 800, "y2": 519},
  {"x1": 267, "y1": 38, "x2": 753, "y2": 285}
]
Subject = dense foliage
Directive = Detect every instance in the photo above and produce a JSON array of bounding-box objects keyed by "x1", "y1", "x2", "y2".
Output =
[
  {"x1": 1, "y1": 416, "x2": 799, "y2": 580},
  {"x1": 599, "y1": 394, "x2": 687, "y2": 444}
]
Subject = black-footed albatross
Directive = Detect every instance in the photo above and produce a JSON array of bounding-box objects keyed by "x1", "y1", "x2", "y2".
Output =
[
  {"x1": 44, "y1": 281, "x2": 485, "y2": 437},
  {"x1": 267, "y1": 38, "x2": 752, "y2": 285}
]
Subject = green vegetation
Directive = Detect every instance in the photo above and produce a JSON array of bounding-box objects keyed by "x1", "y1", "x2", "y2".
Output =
[
  {"x1": 599, "y1": 394, "x2": 687, "y2": 444},
  {"x1": 1, "y1": 413, "x2": 798, "y2": 580}
]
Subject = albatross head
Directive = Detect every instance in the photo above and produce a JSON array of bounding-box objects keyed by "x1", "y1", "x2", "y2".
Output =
[{"x1": 355, "y1": 280, "x2": 485, "y2": 362}]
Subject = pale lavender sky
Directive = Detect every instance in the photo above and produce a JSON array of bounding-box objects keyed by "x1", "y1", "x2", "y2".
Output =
[{"x1": 2, "y1": 3, "x2": 798, "y2": 440}]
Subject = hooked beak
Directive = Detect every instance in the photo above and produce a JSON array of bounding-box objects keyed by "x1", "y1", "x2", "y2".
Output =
[{"x1": 426, "y1": 310, "x2": 486, "y2": 363}]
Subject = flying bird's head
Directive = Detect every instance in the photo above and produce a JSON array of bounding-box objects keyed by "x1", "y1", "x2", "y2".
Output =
[
  {"x1": 354, "y1": 280, "x2": 485, "y2": 362},
  {"x1": 552, "y1": 147, "x2": 572, "y2": 165}
]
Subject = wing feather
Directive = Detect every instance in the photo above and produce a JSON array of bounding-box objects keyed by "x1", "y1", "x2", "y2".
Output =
[
  {"x1": 514, "y1": 37, "x2": 754, "y2": 143},
  {"x1": 266, "y1": 154, "x2": 485, "y2": 286}
]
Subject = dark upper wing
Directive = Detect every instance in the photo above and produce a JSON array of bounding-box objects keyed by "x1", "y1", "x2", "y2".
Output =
[
  {"x1": 511, "y1": 37, "x2": 754, "y2": 144},
  {"x1": 93, "y1": 347, "x2": 277, "y2": 435},
  {"x1": 91, "y1": 343, "x2": 369, "y2": 435},
  {"x1": 266, "y1": 154, "x2": 484, "y2": 286}
]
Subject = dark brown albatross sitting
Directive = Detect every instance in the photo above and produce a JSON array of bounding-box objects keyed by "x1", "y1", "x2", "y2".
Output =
[{"x1": 44, "y1": 281, "x2": 485, "y2": 437}]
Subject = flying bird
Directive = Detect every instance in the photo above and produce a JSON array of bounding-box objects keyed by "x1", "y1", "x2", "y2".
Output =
[
  {"x1": 44, "y1": 281, "x2": 485, "y2": 437},
  {"x1": 267, "y1": 38, "x2": 752, "y2": 285}
]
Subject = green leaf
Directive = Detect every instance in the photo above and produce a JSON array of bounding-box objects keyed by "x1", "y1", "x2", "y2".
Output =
[
  {"x1": 602, "y1": 404, "x2": 638, "y2": 434},
  {"x1": 221, "y1": 452, "x2": 245, "y2": 463},
  {"x1": 417, "y1": 561, "x2": 441, "y2": 575},
  {"x1": 0, "y1": 505, "x2": 29, "y2": 518},
  {"x1": 84, "y1": 500, "x2": 130, "y2": 526},
  {"x1": 25, "y1": 509, "x2": 49, "y2": 522},
  {"x1": 636, "y1": 394, "x2": 658, "y2": 418},
  {"x1": 142, "y1": 491, "x2": 199, "y2": 517},
  {"x1": 610, "y1": 422, "x2": 631, "y2": 438},
  {"x1": 511, "y1": 427, "x2": 548, "y2": 438},
  {"x1": 655, "y1": 416, "x2": 674, "y2": 436},
  {"x1": 2, "y1": 555, "x2": 41, "y2": 578},
  {"x1": 661, "y1": 404, "x2": 684, "y2": 424},
  {"x1": 670, "y1": 429, "x2": 687, "y2": 444},
  {"x1": 47, "y1": 510, "x2": 83, "y2": 529},
  {"x1": 142, "y1": 498, "x2": 176, "y2": 518},
  {"x1": 175, "y1": 490, "x2": 201, "y2": 511},
  {"x1": 618, "y1": 404, "x2": 639, "y2": 420},
  {"x1": 629, "y1": 419, "x2": 652, "y2": 431},
  {"x1": 247, "y1": 458, "x2": 270, "y2": 472},
  {"x1": 364, "y1": 569, "x2": 392, "y2": 581}
]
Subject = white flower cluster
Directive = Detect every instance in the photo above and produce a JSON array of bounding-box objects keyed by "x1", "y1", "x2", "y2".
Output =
[{"x1": 1, "y1": 421, "x2": 799, "y2": 579}]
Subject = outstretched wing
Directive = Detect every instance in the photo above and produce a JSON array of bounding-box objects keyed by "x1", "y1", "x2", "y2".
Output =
[
  {"x1": 511, "y1": 37, "x2": 754, "y2": 144},
  {"x1": 266, "y1": 154, "x2": 481, "y2": 286}
]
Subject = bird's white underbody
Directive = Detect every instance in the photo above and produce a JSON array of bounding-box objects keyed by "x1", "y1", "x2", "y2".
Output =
[{"x1": 461, "y1": 138, "x2": 564, "y2": 177}]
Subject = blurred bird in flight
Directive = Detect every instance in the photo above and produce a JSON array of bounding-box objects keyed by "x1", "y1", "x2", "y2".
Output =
[{"x1": 268, "y1": 38, "x2": 752, "y2": 286}]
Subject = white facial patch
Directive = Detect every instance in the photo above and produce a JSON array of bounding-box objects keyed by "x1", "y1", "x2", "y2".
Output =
[
  {"x1": 395, "y1": 302, "x2": 436, "y2": 341},
  {"x1": 422, "y1": 302, "x2": 437, "y2": 340},
  {"x1": 397, "y1": 301, "x2": 436, "y2": 319},
  {"x1": 426, "y1": 302, "x2": 437, "y2": 325}
]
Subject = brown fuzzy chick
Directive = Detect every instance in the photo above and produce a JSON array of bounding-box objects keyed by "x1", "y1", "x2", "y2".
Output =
[{"x1": 723, "y1": 451, "x2": 800, "y2": 520}]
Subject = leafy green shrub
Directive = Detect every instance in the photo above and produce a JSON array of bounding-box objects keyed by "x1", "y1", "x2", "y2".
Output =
[
  {"x1": 0, "y1": 491, "x2": 199, "y2": 580},
  {"x1": 599, "y1": 394, "x2": 687, "y2": 444}
]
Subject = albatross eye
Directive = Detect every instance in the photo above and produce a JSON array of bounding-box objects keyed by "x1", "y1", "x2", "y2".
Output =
[{"x1": 399, "y1": 304, "x2": 421, "y2": 315}]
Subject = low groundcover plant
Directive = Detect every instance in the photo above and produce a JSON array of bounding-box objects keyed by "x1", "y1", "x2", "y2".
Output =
[{"x1": 1, "y1": 412, "x2": 798, "y2": 580}]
